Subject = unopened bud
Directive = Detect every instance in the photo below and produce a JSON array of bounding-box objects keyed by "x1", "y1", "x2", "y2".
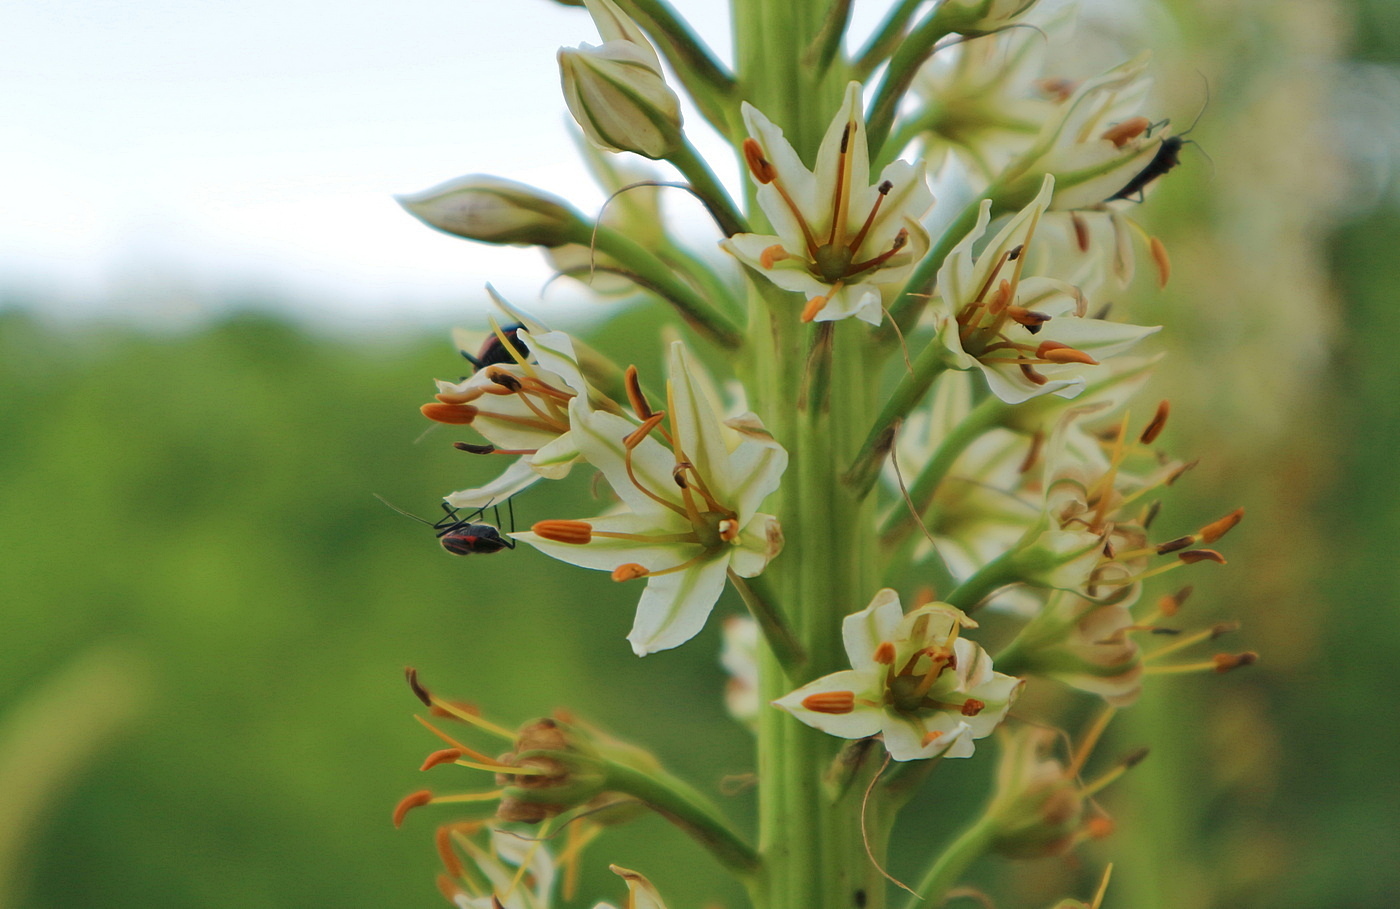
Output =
[{"x1": 398, "y1": 175, "x2": 586, "y2": 248}]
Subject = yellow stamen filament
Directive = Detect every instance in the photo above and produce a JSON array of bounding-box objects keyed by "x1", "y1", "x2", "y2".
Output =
[
  {"x1": 1143, "y1": 622, "x2": 1239, "y2": 662},
  {"x1": 1069, "y1": 706, "x2": 1116, "y2": 777},
  {"x1": 414, "y1": 716, "x2": 501, "y2": 765},
  {"x1": 1091, "y1": 864, "x2": 1115, "y2": 909},
  {"x1": 420, "y1": 698, "x2": 518, "y2": 741},
  {"x1": 1143, "y1": 652, "x2": 1257, "y2": 675},
  {"x1": 427, "y1": 790, "x2": 508, "y2": 805},
  {"x1": 1080, "y1": 763, "x2": 1131, "y2": 798},
  {"x1": 802, "y1": 690, "x2": 856, "y2": 714},
  {"x1": 487, "y1": 316, "x2": 536, "y2": 377},
  {"x1": 506, "y1": 829, "x2": 550, "y2": 903}
]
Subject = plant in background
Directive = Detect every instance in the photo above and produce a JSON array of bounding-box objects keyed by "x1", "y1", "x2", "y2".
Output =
[{"x1": 390, "y1": 0, "x2": 1256, "y2": 906}]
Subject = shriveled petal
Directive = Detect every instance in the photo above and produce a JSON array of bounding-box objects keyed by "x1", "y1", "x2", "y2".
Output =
[
  {"x1": 627, "y1": 554, "x2": 730, "y2": 655},
  {"x1": 774, "y1": 669, "x2": 885, "y2": 739},
  {"x1": 608, "y1": 865, "x2": 668, "y2": 909},
  {"x1": 842, "y1": 588, "x2": 906, "y2": 671}
]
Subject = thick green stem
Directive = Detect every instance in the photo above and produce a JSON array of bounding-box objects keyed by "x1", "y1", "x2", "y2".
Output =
[
  {"x1": 603, "y1": 761, "x2": 761, "y2": 875},
  {"x1": 900, "y1": 816, "x2": 996, "y2": 909},
  {"x1": 729, "y1": 571, "x2": 806, "y2": 677},
  {"x1": 943, "y1": 547, "x2": 1023, "y2": 613},
  {"x1": 845, "y1": 342, "x2": 950, "y2": 498},
  {"x1": 668, "y1": 139, "x2": 750, "y2": 237}
]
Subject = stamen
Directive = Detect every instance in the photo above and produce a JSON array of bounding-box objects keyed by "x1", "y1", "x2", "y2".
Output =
[
  {"x1": 960, "y1": 698, "x2": 985, "y2": 717},
  {"x1": 827, "y1": 123, "x2": 854, "y2": 248},
  {"x1": 435, "y1": 826, "x2": 465, "y2": 877},
  {"x1": 422, "y1": 402, "x2": 479, "y2": 424},
  {"x1": 1036, "y1": 341, "x2": 1099, "y2": 365},
  {"x1": 801, "y1": 691, "x2": 856, "y2": 714},
  {"x1": 1178, "y1": 548, "x2": 1226, "y2": 564},
  {"x1": 624, "y1": 365, "x2": 652, "y2": 421},
  {"x1": 612, "y1": 563, "x2": 649, "y2": 581},
  {"x1": 920, "y1": 730, "x2": 944, "y2": 748},
  {"x1": 421, "y1": 748, "x2": 465, "y2": 771},
  {"x1": 1149, "y1": 236, "x2": 1171, "y2": 288},
  {"x1": 1199, "y1": 507, "x2": 1244, "y2": 543},
  {"x1": 393, "y1": 790, "x2": 434, "y2": 828},
  {"x1": 1070, "y1": 211, "x2": 1091, "y2": 252},
  {"x1": 872, "y1": 641, "x2": 896, "y2": 665},
  {"x1": 742, "y1": 138, "x2": 775, "y2": 183},
  {"x1": 846, "y1": 179, "x2": 893, "y2": 255},
  {"x1": 453, "y1": 442, "x2": 497, "y2": 454},
  {"x1": 1018, "y1": 429, "x2": 1045, "y2": 474},
  {"x1": 1020, "y1": 362, "x2": 1049, "y2": 385},
  {"x1": 846, "y1": 228, "x2": 908, "y2": 275},
  {"x1": 1212, "y1": 651, "x2": 1259, "y2": 673},
  {"x1": 1101, "y1": 116, "x2": 1152, "y2": 148},
  {"x1": 623, "y1": 412, "x2": 667, "y2": 449},
  {"x1": 759, "y1": 244, "x2": 790, "y2": 269},
  {"x1": 531, "y1": 520, "x2": 594, "y2": 545},
  {"x1": 486, "y1": 369, "x2": 523, "y2": 393},
  {"x1": 436, "y1": 387, "x2": 484, "y2": 405},
  {"x1": 802, "y1": 292, "x2": 831, "y2": 323},
  {"x1": 1006, "y1": 305, "x2": 1051, "y2": 330},
  {"x1": 406, "y1": 666, "x2": 433, "y2": 706},
  {"x1": 1139, "y1": 400, "x2": 1170, "y2": 444},
  {"x1": 1155, "y1": 535, "x2": 1195, "y2": 555}
]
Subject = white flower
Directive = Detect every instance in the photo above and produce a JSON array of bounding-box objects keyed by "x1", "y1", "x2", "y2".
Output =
[
  {"x1": 516, "y1": 342, "x2": 786, "y2": 655},
  {"x1": 775, "y1": 590, "x2": 1020, "y2": 760},
  {"x1": 722, "y1": 82, "x2": 933, "y2": 324},
  {"x1": 593, "y1": 865, "x2": 669, "y2": 909},
  {"x1": 934, "y1": 174, "x2": 1159, "y2": 404},
  {"x1": 451, "y1": 828, "x2": 556, "y2": 909},
  {"x1": 424, "y1": 330, "x2": 593, "y2": 510}
]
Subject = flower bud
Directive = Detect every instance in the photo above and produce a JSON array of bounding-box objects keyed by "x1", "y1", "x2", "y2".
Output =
[
  {"x1": 397, "y1": 175, "x2": 587, "y2": 248},
  {"x1": 987, "y1": 728, "x2": 1087, "y2": 859},
  {"x1": 558, "y1": 0, "x2": 683, "y2": 159}
]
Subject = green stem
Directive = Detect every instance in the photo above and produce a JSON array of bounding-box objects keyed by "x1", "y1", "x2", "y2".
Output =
[
  {"x1": 845, "y1": 341, "x2": 950, "y2": 498},
  {"x1": 589, "y1": 225, "x2": 744, "y2": 347},
  {"x1": 803, "y1": 0, "x2": 854, "y2": 76},
  {"x1": 604, "y1": 761, "x2": 761, "y2": 875},
  {"x1": 943, "y1": 546, "x2": 1023, "y2": 613},
  {"x1": 865, "y1": 10, "x2": 957, "y2": 160},
  {"x1": 879, "y1": 393, "x2": 1008, "y2": 550},
  {"x1": 851, "y1": 0, "x2": 923, "y2": 81},
  {"x1": 729, "y1": 571, "x2": 806, "y2": 677},
  {"x1": 667, "y1": 139, "x2": 750, "y2": 237},
  {"x1": 901, "y1": 815, "x2": 996, "y2": 909},
  {"x1": 883, "y1": 194, "x2": 989, "y2": 341}
]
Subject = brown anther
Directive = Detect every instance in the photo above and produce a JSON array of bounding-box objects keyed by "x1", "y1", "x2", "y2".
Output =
[
  {"x1": 743, "y1": 138, "x2": 776, "y2": 183},
  {"x1": 531, "y1": 519, "x2": 594, "y2": 545},
  {"x1": 1212, "y1": 651, "x2": 1259, "y2": 673},
  {"x1": 1036, "y1": 341, "x2": 1099, "y2": 366},
  {"x1": 1018, "y1": 429, "x2": 1045, "y2": 475},
  {"x1": 420, "y1": 748, "x2": 465, "y2": 771},
  {"x1": 1121, "y1": 746, "x2": 1151, "y2": 769},
  {"x1": 671, "y1": 461, "x2": 691, "y2": 488},
  {"x1": 624, "y1": 365, "x2": 653, "y2": 421},
  {"x1": 877, "y1": 179, "x2": 893, "y2": 195},
  {"x1": 1086, "y1": 816, "x2": 1116, "y2": 839},
  {"x1": 839, "y1": 122, "x2": 852, "y2": 154},
  {"x1": 453, "y1": 441, "x2": 496, "y2": 454},
  {"x1": 1143, "y1": 499, "x2": 1162, "y2": 529},
  {"x1": 801, "y1": 294, "x2": 828, "y2": 323},
  {"x1": 434, "y1": 827, "x2": 465, "y2": 877},
  {"x1": 1036, "y1": 77, "x2": 1078, "y2": 102},
  {"x1": 406, "y1": 667, "x2": 432, "y2": 706},
  {"x1": 421, "y1": 402, "x2": 478, "y2": 425},
  {"x1": 960, "y1": 698, "x2": 986, "y2": 717},
  {"x1": 1155, "y1": 535, "x2": 1196, "y2": 555},
  {"x1": 890, "y1": 227, "x2": 909, "y2": 251},
  {"x1": 1101, "y1": 116, "x2": 1152, "y2": 148},
  {"x1": 612, "y1": 563, "x2": 649, "y2": 582},
  {"x1": 801, "y1": 691, "x2": 856, "y2": 714},
  {"x1": 1007, "y1": 243, "x2": 1025, "y2": 261},
  {"x1": 1209, "y1": 621, "x2": 1241, "y2": 640},
  {"x1": 1149, "y1": 236, "x2": 1171, "y2": 288},
  {"x1": 1199, "y1": 507, "x2": 1244, "y2": 543},
  {"x1": 1179, "y1": 548, "x2": 1226, "y2": 565},
  {"x1": 718, "y1": 518, "x2": 740, "y2": 543},
  {"x1": 623, "y1": 412, "x2": 667, "y2": 449},
  {"x1": 759, "y1": 244, "x2": 789, "y2": 269},
  {"x1": 1166, "y1": 459, "x2": 1199, "y2": 485},
  {"x1": 393, "y1": 790, "x2": 434, "y2": 828},
  {"x1": 1020, "y1": 362, "x2": 1049, "y2": 386},
  {"x1": 1070, "y1": 211, "x2": 1091, "y2": 252},
  {"x1": 1007, "y1": 305, "x2": 1051, "y2": 329},
  {"x1": 872, "y1": 641, "x2": 897, "y2": 665},
  {"x1": 487, "y1": 369, "x2": 522, "y2": 392},
  {"x1": 1138, "y1": 400, "x2": 1170, "y2": 445}
]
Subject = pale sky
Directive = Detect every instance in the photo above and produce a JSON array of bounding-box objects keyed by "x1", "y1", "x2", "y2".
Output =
[{"x1": 1, "y1": 0, "x2": 742, "y2": 331}]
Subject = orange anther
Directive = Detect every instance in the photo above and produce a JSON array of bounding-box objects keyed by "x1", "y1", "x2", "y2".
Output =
[
  {"x1": 718, "y1": 518, "x2": 739, "y2": 542},
  {"x1": 800, "y1": 295, "x2": 827, "y2": 323},
  {"x1": 1178, "y1": 549, "x2": 1226, "y2": 565},
  {"x1": 1007, "y1": 305, "x2": 1051, "y2": 328},
  {"x1": 1140, "y1": 400, "x2": 1170, "y2": 444},
  {"x1": 421, "y1": 402, "x2": 478, "y2": 425},
  {"x1": 1199, "y1": 507, "x2": 1244, "y2": 543},
  {"x1": 393, "y1": 790, "x2": 434, "y2": 828},
  {"x1": 1149, "y1": 235, "x2": 1171, "y2": 288},
  {"x1": 960, "y1": 698, "x2": 986, "y2": 717},
  {"x1": 1037, "y1": 341, "x2": 1099, "y2": 366},
  {"x1": 743, "y1": 137, "x2": 776, "y2": 184},
  {"x1": 420, "y1": 748, "x2": 465, "y2": 772},
  {"x1": 1086, "y1": 816, "x2": 1116, "y2": 839},
  {"x1": 623, "y1": 412, "x2": 667, "y2": 449},
  {"x1": 531, "y1": 520, "x2": 594, "y2": 545},
  {"x1": 920, "y1": 729, "x2": 945, "y2": 747},
  {"x1": 435, "y1": 826, "x2": 465, "y2": 877},
  {"x1": 435, "y1": 874, "x2": 465, "y2": 902},
  {"x1": 872, "y1": 641, "x2": 897, "y2": 665},
  {"x1": 801, "y1": 691, "x2": 856, "y2": 714},
  {"x1": 1101, "y1": 116, "x2": 1152, "y2": 148},
  {"x1": 435, "y1": 387, "x2": 482, "y2": 405},
  {"x1": 612, "y1": 563, "x2": 649, "y2": 582},
  {"x1": 1212, "y1": 651, "x2": 1259, "y2": 673},
  {"x1": 759, "y1": 244, "x2": 789, "y2": 269}
]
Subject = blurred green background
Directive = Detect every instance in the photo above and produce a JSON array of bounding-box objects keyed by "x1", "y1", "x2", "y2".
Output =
[{"x1": 3, "y1": 1, "x2": 1399, "y2": 907}]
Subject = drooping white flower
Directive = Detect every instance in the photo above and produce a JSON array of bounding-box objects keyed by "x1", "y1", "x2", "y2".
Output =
[
  {"x1": 722, "y1": 82, "x2": 933, "y2": 325},
  {"x1": 516, "y1": 342, "x2": 786, "y2": 655},
  {"x1": 775, "y1": 590, "x2": 1021, "y2": 760},
  {"x1": 934, "y1": 174, "x2": 1159, "y2": 404}
]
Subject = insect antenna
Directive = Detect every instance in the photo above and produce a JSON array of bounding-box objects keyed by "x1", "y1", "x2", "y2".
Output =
[{"x1": 372, "y1": 493, "x2": 437, "y2": 527}]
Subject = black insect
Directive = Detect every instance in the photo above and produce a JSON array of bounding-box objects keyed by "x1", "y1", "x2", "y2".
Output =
[
  {"x1": 461, "y1": 323, "x2": 526, "y2": 371},
  {"x1": 1105, "y1": 86, "x2": 1210, "y2": 204},
  {"x1": 375, "y1": 495, "x2": 516, "y2": 555}
]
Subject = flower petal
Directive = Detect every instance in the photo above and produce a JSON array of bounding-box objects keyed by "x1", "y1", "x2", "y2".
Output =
[
  {"x1": 445, "y1": 457, "x2": 543, "y2": 510},
  {"x1": 627, "y1": 554, "x2": 730, "y2": 655},
  {"x1": 774, "y1": 669, "x2": 885, "y2": 739},
  {"x1": 514, "y1": 511, "x2": 694, "y2": 572},
  {"x1": 842, "y1": 588, "x2": 906, "y2": 670}
]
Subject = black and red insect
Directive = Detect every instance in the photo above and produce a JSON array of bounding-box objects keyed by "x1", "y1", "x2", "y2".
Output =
[
  {"x1": 461, "y1": 323, "x2": 526, "y2": 372},
  {"x1": 375, "y1": 495, "x2": 516, "y2": 555}
]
